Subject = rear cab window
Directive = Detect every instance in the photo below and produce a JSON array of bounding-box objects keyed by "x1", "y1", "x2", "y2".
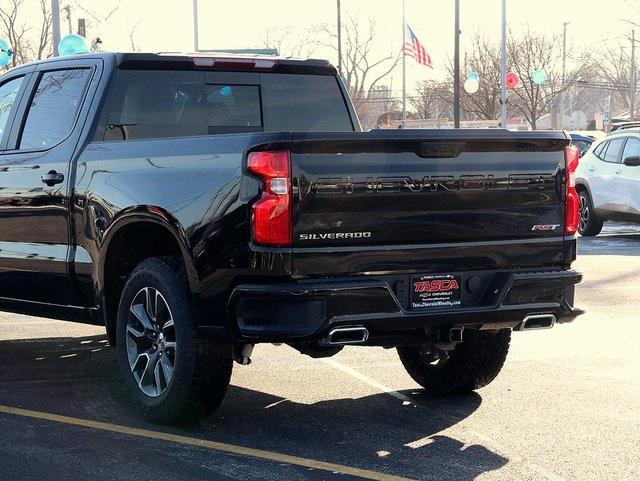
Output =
[{"x1": 98, "y1": 69, "x2": 354, "y2": 141}]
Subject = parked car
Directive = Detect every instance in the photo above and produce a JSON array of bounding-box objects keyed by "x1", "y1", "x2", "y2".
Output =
[
  {"x1": 570, "y1": 133, "x2": 594, "y2": 157},
  {"x1": 576, "y1": 131, "x2": 640, "y2": 235},
  {"x1": 0, "y1": 52, "x2": 583, "y2": 423}
]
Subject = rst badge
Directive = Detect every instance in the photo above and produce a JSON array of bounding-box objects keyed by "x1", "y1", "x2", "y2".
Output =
[{"x1": 531, "y1": 224, "x2": 560, "y2": 232}]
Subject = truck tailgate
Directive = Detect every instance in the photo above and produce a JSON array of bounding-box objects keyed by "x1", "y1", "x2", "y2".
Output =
[{"x1": 290, "y1": 129, "x2": 570, "y2": 276}]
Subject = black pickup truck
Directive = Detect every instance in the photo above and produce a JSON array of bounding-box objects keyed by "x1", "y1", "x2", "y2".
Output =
[{"x1": 0, "y1": 52, "x2": 582, "y2": 422}]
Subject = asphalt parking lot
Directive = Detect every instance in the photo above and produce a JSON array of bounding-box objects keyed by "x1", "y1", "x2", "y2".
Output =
[{"x1": 0, "y1": 223, "x2": 639, "y2": 481}]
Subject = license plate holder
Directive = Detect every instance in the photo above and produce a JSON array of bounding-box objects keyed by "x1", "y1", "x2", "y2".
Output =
[{"x1": 410, "y1": 273, "x2": 462, "y2": 310}]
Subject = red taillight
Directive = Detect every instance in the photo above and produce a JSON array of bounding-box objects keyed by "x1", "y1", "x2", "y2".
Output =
[
  {"x1": 247, "y1": 151, "x2": 291, "y2": 246},
  {"x1": 564, "y1": 146, "x2": 580, "y2": 235}
]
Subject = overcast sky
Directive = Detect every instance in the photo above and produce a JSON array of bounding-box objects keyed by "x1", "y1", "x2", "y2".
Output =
[{"x1": 60, "y1": 0, "x2": 640, "y2": 90}]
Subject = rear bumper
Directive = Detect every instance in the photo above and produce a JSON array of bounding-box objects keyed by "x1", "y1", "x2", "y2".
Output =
[{"x1": 226, "y1": 269, "x2": 583, "y2": 343}]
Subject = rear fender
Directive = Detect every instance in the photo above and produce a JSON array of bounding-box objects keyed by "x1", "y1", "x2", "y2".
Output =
[{"x1": 97, "y1": 206, "x2": 200, "y2": 297}]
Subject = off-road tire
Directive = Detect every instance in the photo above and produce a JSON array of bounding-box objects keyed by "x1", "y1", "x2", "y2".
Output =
[
  {"x1": 578, "y1": 189, "x2": 604, "y2": 236},
  {"x1": 397, "y1": 329, "x2": 511, "y2": 395},
  {"x1": 116, "y1": 256, "x2": 232, "y2": 423}
]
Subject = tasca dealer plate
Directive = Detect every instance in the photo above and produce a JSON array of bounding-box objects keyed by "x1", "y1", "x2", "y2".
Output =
[{"x1": 411, "y1": 273, "x2": 462, "y2": 309}]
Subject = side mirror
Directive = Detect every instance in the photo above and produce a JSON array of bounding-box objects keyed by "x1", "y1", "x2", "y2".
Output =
[
  {"x1": 623, "y1": 155, "x2": 640, "y2": 166},
  {"x1": 579, "y1": 150, "x2": 586, "y2": 158}
]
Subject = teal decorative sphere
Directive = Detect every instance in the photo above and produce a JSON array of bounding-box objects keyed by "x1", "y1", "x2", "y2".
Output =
[
  {"x1": 467, "y1": 71, "x2": 479, "y2": 81},
  {"x1": 531, "y1": 69, "x2": 547, "y2": 85},
  {"x1": 58, "y1": 34, "x2": 89, "y2": 56},
  {"x1": 0, "y1": 39, "x2": 12, "y2": 67}
]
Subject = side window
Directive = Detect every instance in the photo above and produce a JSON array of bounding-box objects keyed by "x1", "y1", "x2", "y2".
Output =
[
  {"x1": 0, "y1": 76, "x2": 24, "y2": 140},
  {"x1": 622, "y1": 138, "x2": 640, "y2": 160},
  {"x1": 593, "y1": 142, "x2": 606, "y2": 159},
  {"x1": 603, "y1": 138, "x2": 625, "y2": 163},
  {"x1": 19, "y1": 68, "x2": 91, "y2": 150}
]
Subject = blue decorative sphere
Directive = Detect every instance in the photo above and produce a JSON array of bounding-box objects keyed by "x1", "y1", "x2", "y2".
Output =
[
  {"x1": 58, "y1": 34, "x2": 89, "y2": 56},
  {"x1": 0, "y1": 39, "x2": 12, "y2": 67},
  {"x1": 531, "y1": 69, "x2": 547, "y2": 85},
  {"x1": 467, "y1": 71, "x2": 480, "y2": 81}
]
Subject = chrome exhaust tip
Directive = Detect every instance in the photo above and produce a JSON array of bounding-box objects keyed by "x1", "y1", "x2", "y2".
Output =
[
  {"x1": 516, "y1": 314, "x2": 556, "y2": 331},
  {"x1": 322, "y1": 326, "x2": 369, "y2": 345}
]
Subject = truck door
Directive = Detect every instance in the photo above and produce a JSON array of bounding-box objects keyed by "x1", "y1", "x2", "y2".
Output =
[
  {"x1": 616, "y1": 136, "x2": 640, "y2": 217},
  {"x1": 0, "y1": 62, "x2": 97, "y2": 308},
  {"x1": 588, "y1": 138, "x2": 625, "y2": 215}
]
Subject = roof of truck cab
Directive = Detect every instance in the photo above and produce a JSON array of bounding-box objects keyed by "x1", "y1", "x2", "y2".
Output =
[{"x1": 9, "y1": 52, "x2": 337, "y2": 76}]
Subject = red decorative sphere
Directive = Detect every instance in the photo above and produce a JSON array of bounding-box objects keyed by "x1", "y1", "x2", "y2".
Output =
[{"x1": 505, "y1": 72, "x2": 520, "y2": 89}]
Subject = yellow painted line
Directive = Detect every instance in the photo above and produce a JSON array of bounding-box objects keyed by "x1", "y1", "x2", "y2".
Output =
[{"x1": 0, "y1": 404, "x2": 414, "y2": 481}]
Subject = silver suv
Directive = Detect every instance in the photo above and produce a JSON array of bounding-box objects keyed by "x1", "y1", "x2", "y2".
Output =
[{"x1": 575, "y1": 132, "x2": 640, "y2": 236}]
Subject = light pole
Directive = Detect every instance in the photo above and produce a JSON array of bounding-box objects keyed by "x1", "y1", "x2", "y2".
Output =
[
  {"x1": 560, "y1": 21, "x2": 570, "y2": 129},
  {"x1": 51, "y1": 0, "x2": 61, "y2": 56},
  {"x1": 631, "y1": 29, "x2": 636, "y2": 121},
  {"x1": 500, "y1": 0, "x2": 507, "y2": 127},
  {"x1": 193, "y1": 0, "x2": 199, "y2": 52},
  {"x1": 337, "y1": 0, "x2": 342, "y2": 77},
  {"x1": 453, "y1": 0, "x2": 460, "y2": 128}
]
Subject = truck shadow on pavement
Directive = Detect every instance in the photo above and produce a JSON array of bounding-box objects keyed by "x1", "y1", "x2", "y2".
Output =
[{"x1": 0, "y1": 334, "x2": 509, "y2": 480}]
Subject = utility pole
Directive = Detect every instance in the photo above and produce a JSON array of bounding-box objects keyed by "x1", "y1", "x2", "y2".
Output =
[
  {"x1": 605, "y1": 94, "x2": 612, "y2": 133},
  {"x1": 500, "y1": 0, "x2": 507, "y2": 127},
  {"x1": 453, "y1": 0, "x2": 460, "y2": 128},
  {"x1": 63, "y1": 5, "x2": 72, "y2": 35},
  {"x1": 560, "y1": 21, "x2": 569, "y2": 129},
  {"x1": 193, "y1": 0, "x2": 199, "y2": 52},
  {"x1": 337, "y1": 0, "x2": 342, "y2": 77},
  {"x1": 51, "y1": 0, "x2": 61, "y2": 56},
  {"x1": 631, "y1": 29, "x2": 636, "y2": 121}
]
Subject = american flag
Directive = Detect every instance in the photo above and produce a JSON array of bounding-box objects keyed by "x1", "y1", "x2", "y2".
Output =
[{"x1": 404, "y1": 24, "x2": 432, "y2": 68}]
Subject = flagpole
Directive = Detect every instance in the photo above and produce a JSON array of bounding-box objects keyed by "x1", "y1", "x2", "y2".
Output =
[{"x1": 402, "y1": 0, "x2": 406, "y2": 129}]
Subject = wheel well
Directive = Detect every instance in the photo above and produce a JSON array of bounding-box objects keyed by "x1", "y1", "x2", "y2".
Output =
[
  {"x1": 575, "y1": 183, "x2": 588, "y2": 195},
  {"x1": 103, "y1": 221, "x2": 183, "y2": 344}
]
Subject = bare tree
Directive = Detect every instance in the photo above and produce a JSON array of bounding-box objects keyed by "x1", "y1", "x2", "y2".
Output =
[
  {"x1": 35, "y1": 0, "x2": 51, "y2": 60},
  {"x1": 319, "y1": 13, "x2": 400, "y2": 125},
  {"x1": 592, "y1": 40, "x2": 633, "y2": 113},
  {"x1": 458, "y1": 33, "x2": 502, "y2": 120},
  {"x1": 0, "y1": 0, "x2": 52, "y2": 67},
  {"x1": 408, "y1": 31, "x2": 500, "y2": 123},
  {"x1": 507, "y1": 28, "x2": 589, "y2": 129},
  {"x1": 262, "y1": 26, "x2": 319, "y2": 58},
  {"x1": 0, "y1": 0, "x2": 30, "y2": 66},
  {"x1": 129, "y1": 19, "x2": 143, "y2": 52},
  {"x1": 410, "y1": 79, "x2": 452, "y2": 120}
]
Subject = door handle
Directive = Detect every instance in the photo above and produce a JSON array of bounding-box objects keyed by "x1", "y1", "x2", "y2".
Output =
[
  {"x1": 588, "y1": 166, "x2": 595, "y2": 172},
  {"x1": 40, "y1": 170, "x2": 64, "y2": 186},
  {"x1": 615, "y1": 169, "x2": 622, "y2": 175}
]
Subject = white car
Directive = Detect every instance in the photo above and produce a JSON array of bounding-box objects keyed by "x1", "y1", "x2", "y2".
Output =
[{"x1": 575, "y1": 131, "x2": 640, "y2": 236}]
